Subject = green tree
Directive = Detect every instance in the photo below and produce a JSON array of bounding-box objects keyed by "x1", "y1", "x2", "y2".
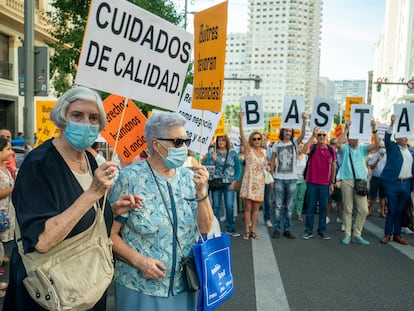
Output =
[{"x1": 46, "y1": 0, "x2": 184, "y2": 105}]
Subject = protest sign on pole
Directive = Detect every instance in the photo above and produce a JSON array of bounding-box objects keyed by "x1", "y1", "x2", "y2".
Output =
[
  {"x1": 100, "y1": 94, "x2": 147, "y2": 164},
  {"x1": 393, "y1": 103, "x2": 414, "y2": 139},
  {"x1": 36, "y1": 100, "x2": 57, "y2": 135},
  {"x1": 192, "y1": 1, "x2": 228, "y2": 112},
  {"x1": 76, "y1": 0, "x2": 193, "y2": 111},
  {"x1": 309, "y1": 97, "x2": 336, "y2": 131},
  {"x1": 176, "y1": 84, "x2": 222, "y2": 155},
  {"x1": 241, "y1": 96, "x2": 264, "y2": 130},
  {"x1": 281, "y1": 95, "x2": 305, "y2": 130},
  {"x1": 345, "y1": 97, "x2": 363, "y2": 121},
  {"x1": 348, "y1": 104, "x2": 373, "y2": 140}
]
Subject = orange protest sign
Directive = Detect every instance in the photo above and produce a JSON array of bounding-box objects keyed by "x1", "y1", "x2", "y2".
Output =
[
  {"x1": 192, "y1": 1, "x2": 228, "y2": 112},
  {"x1": 345, "y1": 97, "x2": 363, "y2": 120},
  {"x1": 34, "y1": 120, "x2": 59, "y2": 148},
  {"x1": 268, "y1": 132, "x2": 279, "y2": 143},
  {"x1": 100, "y1": 95, "x2": 147, "y2": 164},
  {"x1": 335, "y1": 124, "x2": 344, "y2": 138}
]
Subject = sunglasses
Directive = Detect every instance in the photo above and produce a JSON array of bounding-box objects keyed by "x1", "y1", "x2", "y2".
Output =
[
  {"x1": 317, "y1": 133, "x2": 327, "y2": 137},
  {"x1": 253, "y1": 137, "x2": 262, "y2": 141},
  {"x1": 156, "y1": 138, "x2": 191, "y2": 148}
]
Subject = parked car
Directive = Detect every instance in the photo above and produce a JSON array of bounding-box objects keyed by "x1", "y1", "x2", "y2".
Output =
[{"x1": 12, "y1": 146, "x2": 27, "y2": 168}]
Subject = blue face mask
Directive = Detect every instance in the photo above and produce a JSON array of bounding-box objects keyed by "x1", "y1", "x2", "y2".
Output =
[
  {"x1": 65, "y1": 121, "x2": 100, "y2": 151},
  {"x1": 160, "y1": 145, "x2": 188, "y2": 169}
]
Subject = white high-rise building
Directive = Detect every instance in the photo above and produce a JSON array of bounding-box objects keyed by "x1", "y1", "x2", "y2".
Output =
[
  {"x1": 223, "y1": 0, "x2": 323, "y2": 115},
  {"x1": 372, "y1": 0, "x2": 414, "y2": 122}
]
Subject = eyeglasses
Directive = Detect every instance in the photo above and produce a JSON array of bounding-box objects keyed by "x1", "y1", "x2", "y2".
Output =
[
  {"x1": 317, "y1": 133, "x2": 327, "y2": 137},
  {"x1": 253, "y1": 137, "x2": 262, "y2": 141},
  {"x1": 156, "y1": 138, "x2": 191, "y2": 148}
]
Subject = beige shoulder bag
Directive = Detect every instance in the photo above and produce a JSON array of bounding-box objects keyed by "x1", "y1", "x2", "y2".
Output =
[{"x1": 15, "y1": 206, "x2": 114, "y2": 311}]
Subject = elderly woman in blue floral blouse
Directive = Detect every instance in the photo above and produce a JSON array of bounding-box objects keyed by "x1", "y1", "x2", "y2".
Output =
[{"x1": 109, "y1": 111, "x2": 214, "y2": 311}]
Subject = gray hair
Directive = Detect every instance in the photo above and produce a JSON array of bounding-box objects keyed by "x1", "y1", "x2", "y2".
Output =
[
  {"x1": 50, "y1": 86, "x2": 106, "y2": 131},
  {"x1": 144, "y1": 111, "x2": 186, "y2": 154}
]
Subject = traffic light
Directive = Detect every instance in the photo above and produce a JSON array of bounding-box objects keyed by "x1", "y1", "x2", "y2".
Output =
[
  {"x1": 254, "y1": 75, "x2": 261, "y2": 89},
  {"x1": 376, "y1": 77, "x2": 382, "y2": 92}
]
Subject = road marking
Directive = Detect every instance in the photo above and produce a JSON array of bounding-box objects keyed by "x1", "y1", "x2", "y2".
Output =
[
  {"x1": 252, "y1": 213, "x2": 290, "y2": 311},
  {"x1": 364, "y1": 220, "x2": 414, "y2": 260}
]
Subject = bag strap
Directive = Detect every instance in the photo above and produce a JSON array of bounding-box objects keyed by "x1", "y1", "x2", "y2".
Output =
[
  {"x1": 348, "y1": 151, "x2": 357, "y2": 179},
  {"x1": 218, "y1": 150, "x2": 229, "y2": 176},
  {"x1": 146, "y1": 161, "x2": 186, "y2": 258}
]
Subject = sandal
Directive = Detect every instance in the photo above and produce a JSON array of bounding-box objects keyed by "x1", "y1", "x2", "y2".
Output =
[
  {"x1": 242, "y1": 232, "x2": 250, "y2": 241},
  {"x1": 250, "y1": 232, "x2": 260, "y2": 240}
]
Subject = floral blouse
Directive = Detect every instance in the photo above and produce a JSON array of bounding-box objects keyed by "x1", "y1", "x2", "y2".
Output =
[{"x1": 108, "y1": 160, "x2": 198, "y2": 298}]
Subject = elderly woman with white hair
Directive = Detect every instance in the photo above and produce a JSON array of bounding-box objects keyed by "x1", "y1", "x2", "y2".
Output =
[
  {"x1": 4, "y1": 86, "x2": 143, "y2": 310},
  {"x1": 109, "y1": 111, "x2": 214, "y2": 311}
]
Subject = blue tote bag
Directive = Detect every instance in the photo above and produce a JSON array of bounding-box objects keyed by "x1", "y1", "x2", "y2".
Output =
[{"x1": 194, "y1": 230, "x2": 234, "y2": 311}]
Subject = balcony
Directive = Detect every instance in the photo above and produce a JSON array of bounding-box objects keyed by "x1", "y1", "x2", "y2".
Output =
[{"x1": 0, "y1": 59, "x2": 13, "y2": 80}]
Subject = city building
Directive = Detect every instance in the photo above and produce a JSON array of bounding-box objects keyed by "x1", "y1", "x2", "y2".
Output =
[
  {"x1": 223, "y1": 0, "x2": 323, "y2": 116},
  {"x1": 0, "y1": 0, "x2": 52, "y2": 136},
  {"x1": 372, "y1": 0, "x2": 414, "y2": 122}
]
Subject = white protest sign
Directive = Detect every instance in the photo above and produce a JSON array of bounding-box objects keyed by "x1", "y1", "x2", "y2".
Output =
[
  {"x1": 281, "y1": 95, "x2": 305, "y2": 130},
  {"x1": 229, "y1": 126, "x2": 242, "y2": 150},
  {"x1": 393, "y1": 103, "x2": 414, "y2": 139},
  {"x1": 176, "y1": 84, "x2": 222, "y2": 155},
  {"x1": 76, "y1": 0, "x2": 193, "y2": 111},
  {"x1": 241, "y1": 96, "x2": 264, "y2": 130},
  {"x1": 310, "y1": 97, "x2": 336, "y2": 131},
  {"x1": 376, "y1": 123, "x2": 388, "y2": 142},
  {"x1": 349, "y1": 104, "x2": 373, "y2": 140}
]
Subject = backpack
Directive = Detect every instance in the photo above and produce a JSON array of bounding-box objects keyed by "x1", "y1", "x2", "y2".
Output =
[{"x1": 303, "y1": 144, "x2": 334, "y2": 179}]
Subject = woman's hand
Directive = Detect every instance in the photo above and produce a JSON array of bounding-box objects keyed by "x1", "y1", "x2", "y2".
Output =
[
  {"x1": 137, "y1": 256, "x2": 167, "y2": 280},
  {"x1": 111, "y1": 194, "x2": 144, "y2": 217},
  {"x1": 192, "y1": 165, "x2": 209, "y2": 196},
  {"x1": 88, "y1": 162, "x2": 119, "y2": 197}
]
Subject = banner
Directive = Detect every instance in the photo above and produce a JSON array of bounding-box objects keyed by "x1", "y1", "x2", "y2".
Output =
[{"x1": 76, "y1": 0, "x2": 193, "y2": 111}]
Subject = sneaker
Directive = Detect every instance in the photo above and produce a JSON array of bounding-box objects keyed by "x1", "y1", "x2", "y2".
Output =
[
  {"x1": 402, "y1": 227, "x2": 414, "y2": 235},
  {"x1": 318, "y1": 233, "x2": 331, "y2": 240},
  {"x1": 336, "y1": 217, "x2": 342, "y2": 223},
  {"x1": 297, "y1": 215, "x2": 303, "y2": 222},
  {"x1": 272, "y1": 230, "x2": 280, "y2": 239},
  {"x1": 283, "y1": 231, "x2": 295, "y2": 239},
  {"x1": 352, "y1": 236, "x2": 370, "y2": 245},
  {"x1": 229, "y1": 230, "x2": 241, "y2": 238},
  {"x1": 265, "y1": 220, "x2": 273, "y2": 228},
  {"x1": 326, "y1": 216, "x2": 330, "y2": 224},
  {"x1": 302, "y1": 233, "x2": 313, "y2": 240},
  {"x1": 341, "y1": 235, "x2": 351, "y2": 245}
]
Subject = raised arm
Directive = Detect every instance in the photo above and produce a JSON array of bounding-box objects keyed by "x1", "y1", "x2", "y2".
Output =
[
  {"x1": 296, "y1": 112, "x2": 308, "y2": 145},
  {"x1": 336, "y1": 120, "x2": 351, "y2": 152},
  {"x1": 367, "y1": 119, "x2": 380, "y2": 152},
  {"x1": 239, "y1": 110, "x2": 250, "y2": 153},
  {"x1": 302, "y1": 127, "x2": 318, "y2": 154}
]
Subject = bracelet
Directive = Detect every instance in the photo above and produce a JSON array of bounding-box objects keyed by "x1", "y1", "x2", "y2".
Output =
[
  {"x1": 372, "y1": 130, "x2": 378, "y2": 134},
  {"x1": 195, "y1": 193, "x2": 209, "y2": 203}
]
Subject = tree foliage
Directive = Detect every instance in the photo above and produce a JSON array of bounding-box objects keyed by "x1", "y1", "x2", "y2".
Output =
[{"x1": 46, "y1": 0, "x2": 185, "y2": 112}]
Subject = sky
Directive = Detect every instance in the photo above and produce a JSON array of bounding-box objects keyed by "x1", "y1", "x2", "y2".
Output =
[{"x1": 174, "y1": 0, "x2": 387, "y2": 80}]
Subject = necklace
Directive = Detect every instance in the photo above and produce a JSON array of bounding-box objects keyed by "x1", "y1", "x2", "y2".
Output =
[{"x1": 55, "y1": 139, "x2": 88, "y2": 173}]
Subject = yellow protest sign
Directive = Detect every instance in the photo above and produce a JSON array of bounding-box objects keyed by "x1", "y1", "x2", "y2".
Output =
[
  {"x1": 100, "y1": 95, "x2": 147, "y2": 164},
  {"x1": 192, "y1": 1, "x2": 228, "y2": 112},
  {"x1": 36, "y1": 100, "x2": 56, "y2": 134},
  {"x1": 214, "y1": 114, "x2": 226, "y2": 136},
  {"x1": 345, "y1": 97, "x2": 363, "y2": 120},
  {"x1": 268, "y1": 132, "x2": 279, "y2": 143},
  {"x1": 270, "y1": 116, "x2": 282, "y2": 130},
  {"x1": 34, "y1": 120, "x2": 59, "y2": 148}
]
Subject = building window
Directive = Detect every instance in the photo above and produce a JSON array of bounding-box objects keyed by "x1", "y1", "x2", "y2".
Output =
[{"x1": 0, "y1": 33, "x2": 12, "y2": 80}]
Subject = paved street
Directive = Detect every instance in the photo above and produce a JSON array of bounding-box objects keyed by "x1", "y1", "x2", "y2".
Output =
[{"x1": 2, "y1": 206, "x2": 413, "y2": 311}]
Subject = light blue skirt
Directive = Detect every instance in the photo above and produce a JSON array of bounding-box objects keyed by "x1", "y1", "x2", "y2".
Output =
[{"x1": 115, "y1": 283, "x2": 197, "y2": 311}]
